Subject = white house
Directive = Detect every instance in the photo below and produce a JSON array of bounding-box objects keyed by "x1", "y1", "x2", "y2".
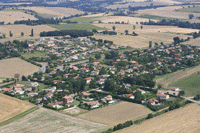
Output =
[{"x1": 29, "y1": 82, "x2": 39, "y2": 87}]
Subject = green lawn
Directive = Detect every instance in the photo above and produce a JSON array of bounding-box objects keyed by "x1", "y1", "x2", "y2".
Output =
[
  {"x1": 168, "y1": 72, "x2": 200, "y2": 97},
  {"x1": 18, "y1": 81, "x2": 50, "y2": 92},
  {"x1": 21, "y1": 51, "x2": 47, "y2": 59},
  {"x1": 177, "y1": 6, "x2": 200, "y2": 13},
  {"x1": 138, "y1": 14, "x2": 184, "y2": 20},
  {"x1": 49, "y1": 17, "x2": 108, "y2": 31}
]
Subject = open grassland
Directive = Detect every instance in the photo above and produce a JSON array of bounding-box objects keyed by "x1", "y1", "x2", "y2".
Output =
[
  {"x1": 0, "y1": 24, "x2": 56, "y2": 42},
  {"x1": 0, "y1": 93, "x2": 35, "y2": 123},
  {"x1": 0, "y1": 78, "x2": 5, "y2": 83},
  {"x1": 21, "y1": 51, "x2": 47, "y2": 59},
  {"x1": 50, "y1": 17, "x2": 107, "y2": 31},
  {"x1": 168, "y1": 72, "x2": 200, "y2": 96},
  {"x1": 136, "y1": 5, "x2": 200, "y2": 20},
  {"x1": 182, "y1": 37, "x2": 200, "y2": 46},
  {"x1": 156, "y1": 65, "x2": 200, "y2": 96},
  {"x1": 0, "y1": 107, "x2": 106, "y2": 133},
  {"x1": 78, "y1": 102, "x2": 152, "y2": 126},
  {"x1": 177, "y1": 6, "x2": 200, "y2": 13},
  {"x1": 19, "y1": 7, "x2": 84, "y2": 18},
  {"x1": 0, "y1": 58, "x2": 40, "y2": 78},
  {"x1": 93, "y1": 22, "x2": 196, "y2": 48},
  {"x1": 115, "y1": 103, "x2": 200, "y2": 133},
  {"x1": 0, "y1": 10, "x2": 37, "y2": 24}
]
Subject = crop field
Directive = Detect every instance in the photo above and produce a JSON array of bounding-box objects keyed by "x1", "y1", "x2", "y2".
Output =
[
  {"x1": 155, "y1": 65, "x2": 200, "y2": 96},
  {"x1": 19, "y1": 7, "x2": 84, "y2": 18},
  {"x1": 115, "y1": 103, "x2": 200, "y2": 133},
  {"x1": 0, "y1": 93, "x2": 35, "y2": 123},
  {"x1": 0, "y1": 10, "x2": 37, "y2": 24},
  {"x1": 0, "y1": 107, "x2": 106, "y2": 133},
  {"x1": 0, "y1": 58, "x2": 40, "y2": 78},
  {"x1": 136, "y1": 5, "x2": 200, "y2": 20},
  {"x1": 0, "y1": 24, "x2": 56, "y2": 41},
  {"x1": 93, "y1": 22, "x2": 196, "y2": 48},
  {"x1": 177, "y1": 6, "x2": 200, "y2": 13},
  {"x1": 21, "y1": 51, "x2": 47, "y2": 59},
  {"x1": 78, "y1": 102, "x2": 152, "y2": 126},
  {"x1": 182, "y1": 37, "x2": 200, "y2": 46},
  {"x1": 168, "y1": 72, "x2": 200, "y2": 96}
]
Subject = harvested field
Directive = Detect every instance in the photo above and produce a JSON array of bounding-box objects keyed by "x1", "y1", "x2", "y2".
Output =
[
  {"x1": 0, "y1": 10, "x2": 37, "y2": 24},
  {"x1": 0, "y1": 107, "x2": 106, "y2": 133},
  {"x1": 136, "y1": 5, "x2": 200, "y2": 19},
  {"x1": 93, "y1": 23, "x2": 196, "y2": 48},
  {"x1": 0, "y1": 93, "x2": 35, "y2": 123},
  {"x1": 115, "y1": 103, "x2": 200, "y2": 133},
  {"x1": 78, "y1": 102, "x2": 152, "y2": 126},
  {"x1": 19, "y1": 7, "x2": 84, "y2": 18},
  {"x1": 0, "y1": 79, "x2": 5, "y2": 83},
  {"x1": 155, "y1": 64, "x2": 200, "y2": 89},
  {"x1": 0, "y1": 58, "x2": 40, "y2": 78},
  {"x1": 182, "y1": 37, "x2": 200, "y2": 46},
  {"x1": 0, "y1": 24, "x2": 56, "y2": 41}
]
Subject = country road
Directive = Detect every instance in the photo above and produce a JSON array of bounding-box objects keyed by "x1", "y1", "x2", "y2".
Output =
[{"x1": 181, "y1": 96, "x2": 200, "y2": 105}]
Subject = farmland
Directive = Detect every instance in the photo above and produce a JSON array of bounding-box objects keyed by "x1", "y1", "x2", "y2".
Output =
[
  {"x1": 78, "y1": 102, "x2": 152, "y2": 126},
  {"x1": 168, "y1": 72, "x2": 200, "y2": 97},
  {"x1": 182, "y1": 37, "x2": 200, "y2": 46},
  {"x1": 19, "y1": 7, "x2": 84, "y2": 18},
  {"x1": 0, "y1": 107, "x2": 107, "y2": 133},
  {"x1": 0, "y1": 93, "x2": 35, "y2": 123},
  {"x1": 115, "y1": 103, "x2": 200, "y2": 133},
  {"x1": 0, "y1": 24, "x2": 56, "y2": 42},
  {"x1": 0, "y1": 58, "x2": 40, "y2": 78},
  {"x1": 93, "y1": 22, "x2": 196, "y2": 48},
  {"x1": 0, "y1": 10, "x2": 37, "y2": 24},
  {"x1": 21, "y1": 51, "x2": 47, "y2": 59},
  {"x1": 177, "y1": 6, "x2": 200, "y2": 13}
]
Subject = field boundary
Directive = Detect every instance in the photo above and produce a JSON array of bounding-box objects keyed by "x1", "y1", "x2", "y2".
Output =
[{"x1": 0, "y1": 106, "x2": 38, "y2": 127}]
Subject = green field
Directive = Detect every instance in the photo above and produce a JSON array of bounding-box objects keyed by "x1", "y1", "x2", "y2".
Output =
[
  {"x1": 18, "y1": 81, "x2": 50, "y2": 91},
  {"x1": 168, "y1": 72, "x2": 200, "y2": 96},
  {"x1": 177, "y1": 6, "x2": 200, "y2": 13},
  {"x1": 138, "y1": 14, "x2": 183, "y2": 20},
  {"x1": 21, "y1": 51, "x2": 47, "y2": 59},
  {"x1": 49, "y1": 17, "x2": 108, "y2": 31}
]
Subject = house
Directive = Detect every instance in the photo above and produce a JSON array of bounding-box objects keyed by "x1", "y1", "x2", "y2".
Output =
[
  {"x1": 81, "y1": 68, "x2": 90, "y2": 72},
  {"x1": 166, "y1": 90, "x2": 179, "y2": 96},
  {"x1": 148, "y1": 99, "x2": 159, "y2": 105},
  {"x1": 82, "y1": 92, "x2": 91, "y2": 98},
  {"x1": 42, "y1": 89, "x2": 55, "y2": 93},
  {"x1": 45, "y1": 92, "x2": 53, "y2": 98},
  {"x1": 81, "y1": 63, "x2": 89, "y2": 67},
  {"x1": 85, "y1": 77, "x2": 92, "y2": 84},
  {"x1": 156, "y1": 94, "x2": 169, "y2": 99},
  {"x1": 15, "y1": 90, "x2": 25, "y2": 95},
  {"x1": 134, "y1": 89, "x2": 146, "y2": 94},
  {"x1": 25, "y1": 88, "x2": 32, "y2": 92},
  {"x1": 86, "y1": 101, "x2": 100, "y2": 108},
  {"x1": 13, "y1": 84, "x2": 25, "y2": 90},
  {"x1": 91, "y1": 70, "x2": 99, "y2": 75},
  {"x1": 100, "y1": 74, "x2": 110, "y2": 78},
  {"x1": 48, "y1": 70, "x2": 56, "y2": 75},
  {"x1": 96, "y1": 80, "x2": 104, "y2": 85},
  {"x1": 53, "y1": 80, "x2": 63, "y2": 84},
  {"x1": 63, "y1": 96, "x2": 74, "y2": 103},
  {"x1": 168, "y1": 87, "x2": 180, "y2": 92},
  {"x1": 101, "y1": 95, "x2": 112, "y2": 103},
  {"x1": 48, "y1": 101, "x2": 63, "y2": 109},
  {"x1": 1, "y1": 88, "x2": 13, "y2": 93},
  {"x1": 29, "y1": 82, "x2": 39, "y2": 87},
  {"x1": 123, "y1": 94, "x2": 135, "y2": 99},
  {"x1": 26, "y1": 92, "x2": 38, "y2": 97},
  {"x1": 36, "y1": 98, "x2": 42, "y2": 103}
]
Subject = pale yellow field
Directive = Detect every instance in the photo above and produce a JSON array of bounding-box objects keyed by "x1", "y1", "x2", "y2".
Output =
[
  {"x1": 136, "y1": 5, "x2": 200, "y2": 19},
  {"x1": 19, "y1": 7, "x2": 84, "y2": 18},
  {"x1": 0, "y1": 58, "x2": 40, "y2": 78},
  {"x1": 0, "y1": 78, "x2": 5, "y2": 83},
  {"x1": 0, "y1": 11, "x2": 37, "y2": 24},
  {"x1": 0, "y1": 24, "x2": 56, "y2": 41},
  {"x1": 78, "y1": 102, "x2": 152, "y2": 126},
  {"x1": 0, "y1": 107, "x2": 106, "y2": 133},
  {"x1": 115, "y1": 104, "x2": 200, "y2": 133},
  {"x1": 0, "y1": 93, "x2": 35, "y2": 123},
  {"x1": 182, "y1": 37, "x2": 200, "y2": 46},
  {"x1": 93, "y1": 22, "x2": 197, "y2": 48}
]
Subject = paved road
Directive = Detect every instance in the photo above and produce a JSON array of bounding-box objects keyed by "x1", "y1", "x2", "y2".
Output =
[{"x1": 181, "y1": 96, "x2": 200, "y2": 105}]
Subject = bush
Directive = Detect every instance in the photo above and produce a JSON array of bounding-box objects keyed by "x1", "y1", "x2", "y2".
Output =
[{"x1": 147, "y1": 113, "x2": 153, "y2": 119}]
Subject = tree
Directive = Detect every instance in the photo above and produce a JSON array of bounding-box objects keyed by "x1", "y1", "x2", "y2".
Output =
[
  {"x1": 133, "y1": 25, "x2": 136, "y2": 30},
  {"x1": 125, "y1": 30, "x2": 129, "y2": 35},
  {"x1": 22, "y1": 75, "x2": 27, "y2": 81},
  {"x1": 147, "y1": 113, "x2": 153, "y2": 119},
  {"x1": 21, "y1": 32, "x2": 24, "y2": 36},
  {"x1": 112, "y1": 26, "x2": 116, "y2": 31},
  {"x1": 99, "y1": 67, "x2": 106, "y2": 75},
  {"x1": 149, "y1": 41, "x2": 152, "y2": 48},
  {"x1": 95, "y1": 53, "x2": 101, "y2": 59},
  {"x1": 9, "y1": 31, "x2": 13, "y2": 37},
  {"x1": 189, "y1": 14, "x2": 194, "y2": 19},
  {"x1": 2, "y1": 34, "x2": 5, "y2": 38},
  {"x1": 157, "y1": 84, "x2": 162, "y2": 89},
  {"x1": 154, "y1": 42, "x2": 158, "y2": 47},
  {"x1": 31, "y1": 28, "x2": 34, "y2": 36},
  {"x1": 141, "y1": 25, "x2": 143, "y2": 29}
]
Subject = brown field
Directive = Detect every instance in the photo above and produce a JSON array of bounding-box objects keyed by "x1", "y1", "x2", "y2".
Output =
[
  {"x1": 155, "y1": 64, "x2": 200, "y2": 88},
  {"x1": 93, "y1": 21, "x2": 197, "y2": 48},
  {"x1": 78, "y1": 102, "x2": 152, "y2": 126},
  {"x1": 0, "y1": 93, "x2": 35, "y2": 123},
  {"x1": 182, "y1": 37, "x2": 200, "y2": 46},
  {"x1": 0, "y1": 10, "x2": 37, "y2": 24},
  {"x1": 0, "y1": 107, "x2": 106, "y2": 133},
  {"x1": 115, "y1": 103, "x2": 200, "y2": 133},
  {"x1": 0, "y1": 58, "x2": 40, "y2": 78},
  {"x1": 136, "y1": 5, "x2": 200, "y2": 20},
  {"x1": 0, "y1": 24, "x2": 56, "y2": 41},
  {"x1": 19, "y1": 6, "x2": 84, "y2": 18}
]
